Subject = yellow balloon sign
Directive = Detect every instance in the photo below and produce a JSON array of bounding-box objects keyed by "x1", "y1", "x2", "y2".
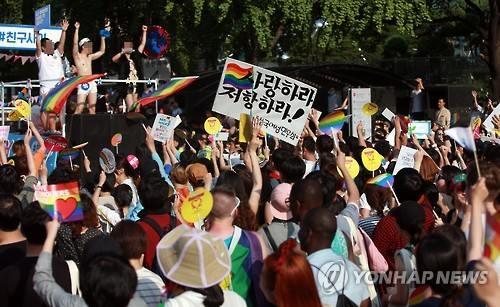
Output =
[
  {"x1": 362, "y1": 102, "x2": 379, "y2": 116},
  {"x1": 204, "y1": 117, "x2": 222, "y2": 135},
  {"x1": 361, "y1": 147, "x2": 383, "y2": 171},
  {"x1": 337, "y1": 156, "x2": 360, "y2": 179},
  {"x1": 8, "y1": 99, "x2": 31, "y2": 121},
  {"x1": 180, "y1": 188, "x2": 213, "y2": 223}
]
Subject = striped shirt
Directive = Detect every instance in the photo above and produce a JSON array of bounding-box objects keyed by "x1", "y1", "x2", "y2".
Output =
[
  {"x1": 136, "y1": 268, "x2": 165, "y2": 307},
  {"x1": 358, "y1": 216, "x2": 382, "y2": 238}
]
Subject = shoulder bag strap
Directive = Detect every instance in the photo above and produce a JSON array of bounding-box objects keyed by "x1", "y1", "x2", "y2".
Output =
[{"x1": 263, "y1": 225, "x2": 278, "y2": 252}]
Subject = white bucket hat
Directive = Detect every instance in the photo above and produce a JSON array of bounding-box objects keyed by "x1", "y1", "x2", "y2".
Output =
[{"x1": 156, "y1": 225, "x2": 231, "y2": 288}]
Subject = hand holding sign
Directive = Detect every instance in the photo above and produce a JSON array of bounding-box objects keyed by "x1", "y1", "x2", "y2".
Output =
[{"x1": 337, "y1": 156, "x2": 360, "y2": 179}]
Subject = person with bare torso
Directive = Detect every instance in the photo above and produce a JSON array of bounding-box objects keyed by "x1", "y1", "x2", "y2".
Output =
[{"x1": 72, "y1": 22, "x2": 106, "y2": 114}]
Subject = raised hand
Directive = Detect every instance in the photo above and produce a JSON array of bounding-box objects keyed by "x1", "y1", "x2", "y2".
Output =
[
  {"x1": 61, "y1": 19, "x2": 69, "y2": 31},
  {"x1": 472, "y1": 90, "x2": 477, "y2": 99},
  {"x1": 74, "y1": 22, "x2": 80, "y2": 29},
  {"x1": 142, "y1": 25, "x2": 148, "y2": 32}
]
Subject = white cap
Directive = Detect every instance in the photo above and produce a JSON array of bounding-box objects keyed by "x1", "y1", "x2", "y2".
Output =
[{"x1": 78, "y1": 38, "x2": 91, "y2": 47}]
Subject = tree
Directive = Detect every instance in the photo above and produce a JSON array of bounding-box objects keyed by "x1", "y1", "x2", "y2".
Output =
[
  {"x1": 428, "y1": 0, "x2": 500, "y2": 98},
  {"x1": 163, "y1": 0, "x2": 430, "y2": 73}
]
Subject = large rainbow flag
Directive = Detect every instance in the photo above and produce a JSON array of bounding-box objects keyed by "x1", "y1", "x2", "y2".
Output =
[
  {"x1": 484, "y1": 212, "x2": 500, "y2": 271},
  {"x1": 138, "y1": 76, "x2": 198, "y2": 106},
  {"x1": 223, "y1": 63, "x2": 253, "y2": 90},
  {"x1": 41, "y1": 74, "x2": 105, "y2": 113}
]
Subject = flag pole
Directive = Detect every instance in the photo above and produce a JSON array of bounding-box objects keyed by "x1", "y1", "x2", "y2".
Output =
[
  {"x1": 388, "y1": 184, "x2": 400, "y2": 206},
  {"x1": 473, "y1": 149, "x2": 481, "y2": 177}
]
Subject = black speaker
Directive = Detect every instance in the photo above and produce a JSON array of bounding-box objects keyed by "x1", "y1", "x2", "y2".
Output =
[
  {"x1": 142, "y1": 58, "x2": 171, "y2": 81},
  {"x1": 65, "y1": 114, "x2": 154, "y2": 169}
]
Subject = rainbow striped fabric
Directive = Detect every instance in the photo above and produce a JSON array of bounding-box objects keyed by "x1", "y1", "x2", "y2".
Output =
[
  {"x1": 319, "y1": 111, "x2": 348, "y2": 133},
  {"x1": 223, "y1": 63, "x2": 253, "y2": 90},
  {"x1": 367, "y1": 173, "x2": 394, "y2": 188},
  {"x1": 484, "y1": 212, "x2": 500, "y2": 268},
  {"x1": 42, "y1": 74, "x2": 105, "y2": 113},
  {"x1": 138, "y1": 77, "x2": 198, "y2": 106}
]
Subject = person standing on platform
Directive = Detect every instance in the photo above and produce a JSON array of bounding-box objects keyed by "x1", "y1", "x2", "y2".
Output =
[
  {"x1": 410, "y1": 77, "x2": 426, "y2": 120},
  {"x1": 435, "y1": 98, "x2": 451, "y2": 129},
  {"x1": 112, "y1": 25, "x2": 148, "y2": 112},
  {"x1": 35, "y1": 19, "x2": 69, "y2": 133},
  {"x1": 73, "y1": 21, "x2": 107, "y2": 114}
]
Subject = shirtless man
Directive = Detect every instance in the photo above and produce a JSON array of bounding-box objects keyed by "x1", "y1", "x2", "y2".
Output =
[{"x1": 73, "y1": 21, "x2": 106, "y2": 114}]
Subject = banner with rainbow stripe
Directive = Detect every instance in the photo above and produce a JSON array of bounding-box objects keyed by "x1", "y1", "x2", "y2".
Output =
[
  {"x1": 138, "y1": 76, "x2": 198, "y2": 106},
  {"x1": 41, "y1": 74, "x2": 105, "y2": 113}
]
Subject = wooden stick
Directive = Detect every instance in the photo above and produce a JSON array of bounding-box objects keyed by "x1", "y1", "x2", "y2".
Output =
[{"x1": 473, "y1": 150, "x2": 481, "y2": 177}]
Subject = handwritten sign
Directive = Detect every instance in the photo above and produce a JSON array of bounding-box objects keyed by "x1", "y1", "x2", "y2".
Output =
[
  {"x1": 351, "y1": 88, "x2": 372, "y2": 139},
  {"x1": 362, "y1": 102, "x2": 379, "y2": 116},
  {"x1": 214, "y1": 131, "x2": 229, "y2": 141},
  {"x1": 35, "y1": 5, "x2": 51, "y2": 31},
  {"x1": 252, "y1": 66, "x2": 316, "y2": 145},
  {"x1": 393, "y1": 145, "x2": 417, "y2": 175},
  {"x1": 151, "y1": 114, "x2": 177, "y2": 143},
  {"x1": 204, "y1": 117, "x2": 222, "y2": 135},
  {"x1": 361, "y1": 147, "x2": 383, "y2": 171},
  {"x1": 381, "y1": 108, "x2": 395, "y2": 121},
  {"x1": 212, "y1": 58, "x2": 254, "y2": 119},
  {"x1": 337, "y1": 156, "x2": 360, "y2": 179}
]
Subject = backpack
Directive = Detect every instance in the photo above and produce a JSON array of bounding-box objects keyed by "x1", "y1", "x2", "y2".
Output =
[{"x1": 140, "y1": 214, "x2": 176, "y2": 282}]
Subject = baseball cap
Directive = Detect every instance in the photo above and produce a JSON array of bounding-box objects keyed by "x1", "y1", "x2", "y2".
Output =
[
  {"x1": 186, "y1": 163, "x2": 208, "y2": 185},
  {"x1": 156, "y1": 225, "x2": 230, "y2": 288},
  {"x1": 270, "y1": 183, "x2": 293, "y2": 220}
]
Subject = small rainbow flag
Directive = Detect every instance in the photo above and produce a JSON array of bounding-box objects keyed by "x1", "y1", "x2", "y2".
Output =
[
  {"x1": 223, "y1": 63, "x2": 253, "y2": 90},
  {"x1": 42, "y1": 74, "x2": 105, "y2": 113},
  {"x1": 138, "y1": 76, "x2": 198, "y2": 106},
  {"x1": 367, "y1": 173, "x2": 394, "y2": 188},
  {"x1": 319, "y1": 111, "x2": 348, "y2": 133}
]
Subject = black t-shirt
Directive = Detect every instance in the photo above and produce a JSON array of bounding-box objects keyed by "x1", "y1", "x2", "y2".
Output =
[
  {"x1": 118, "y1": 51, "x2": 144, "y2": 81},
  {"x1": 0, "y1": 240, "x2": 26, "y2": 271},
  {"x1": 0, "y1": 255, "x2": 72, "y2": 307}
]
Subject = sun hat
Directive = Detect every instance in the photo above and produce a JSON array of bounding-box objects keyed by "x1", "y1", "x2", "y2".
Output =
[
  {"x1": 270, "y1": 183, "x2": 293, "y2": 220},
  {"x1": 156, "y1": 225, "x2": 231, "y2": 288}
]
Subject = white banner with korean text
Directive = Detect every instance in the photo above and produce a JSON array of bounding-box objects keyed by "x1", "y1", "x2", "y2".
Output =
[{"x1": 251, "y1": 66, "x2": 316, "y2": 145}]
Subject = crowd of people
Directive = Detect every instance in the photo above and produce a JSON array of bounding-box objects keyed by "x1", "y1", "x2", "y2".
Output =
[
  {"x1": 1, "y1": 15, "x2": 500, "y2": 307},
  {"x1": 0, "y1": 86, "x2": 500, "y2": 307}
]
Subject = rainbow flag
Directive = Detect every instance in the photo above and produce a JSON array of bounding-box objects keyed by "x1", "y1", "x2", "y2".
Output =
[
  {"x1": 319, "y1": 111, "x2": 348, "y2": 133},
  {"x1": 223, "y1": 63, "x2": 253, "y2": 90},
  {"x1": 367, "y1": 173, "x2": 394, "y2": 188},
  {"x1": 484, "y1": 212, "x2": 500, "y2": 271},
  {"x1": 138, "y1": 76, "x2": 198, "y2": 106},
  {"x1": 42, "y1": 74, "x2": 105, "y2": 113},
  {"x1": 35, "y1": 181, "x2": 83, "y2": 222}
]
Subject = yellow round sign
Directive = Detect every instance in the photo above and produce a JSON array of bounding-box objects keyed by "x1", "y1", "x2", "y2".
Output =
[
  {"x1": 204, "y1": 117, "x2": 222, "y2": 135},
  {"x1": 471, "y1": 117, "x2": 481, "y2": 130},
  {"x1": 361, "y1": 147, "x2": 383, "y2": 171},
  {"x1": 15, "y1": 99, "x2": 31, "y2": 118},
  {"x1": 362, "y1": 102, "x2": 379, "y2": 116},
  {"x1": 337, "y1": 156, "x2": 360, "y2": 179},
  {"x1": 180, "y1": 188, "x2": 213, "y2": 223}
]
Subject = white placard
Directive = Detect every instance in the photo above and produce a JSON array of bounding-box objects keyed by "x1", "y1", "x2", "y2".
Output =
[
  {"x1": 393, "y1": 145, "x2": 417, "y2": 175},
  {"x1": 484, "y1": 103, "x2": 500, "y2": 131},
  {"x1": 212, "y1": 58, "x2": 254, "y2": 119},
  {"x1": 386, "y1": 129, "x2": 395, "y2": 147},
  {"x1": 251, "y1": 66, "x2": 316, "y2": 145},
  {"x1": 214, "y1": 131, "x2": 229, "y2": 141},
  {"x1": 151, "y1": 114, "x2": 177, "y2": 143},
  {"x1": 0, "y1": 24, "x2": 62, "y2": 50},
  {"x1": 351, "y1": 88, "x2": 372, "y2": 139},
  {"x1": 381, "y1": 108, "x2": 395, "y2": 121},
  {"x1": 0, "y1": 126, "x2": 9, "y2": 140}
]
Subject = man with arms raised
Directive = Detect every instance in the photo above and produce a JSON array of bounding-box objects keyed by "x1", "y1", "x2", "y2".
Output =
[
  {"x1": 35, "y1": 19, "x2": 69, "y2": 132},
  {"x1": 73, "y1": 21, "x2": 106, "y2": 114}
]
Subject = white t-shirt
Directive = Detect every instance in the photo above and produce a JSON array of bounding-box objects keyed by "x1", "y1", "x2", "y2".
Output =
[
  {"x1": 36, "y1": 50, "x2": 64, "y2": 91},
  {"x1": 303, "y1": 159, "x2": 317, "y2": 177},
  {"x1": 410, "y1": 89, "x2": 424, "y2": 113},
  {"x1": 164, "y1": 290, "x2": 246, "y2": 307}
]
